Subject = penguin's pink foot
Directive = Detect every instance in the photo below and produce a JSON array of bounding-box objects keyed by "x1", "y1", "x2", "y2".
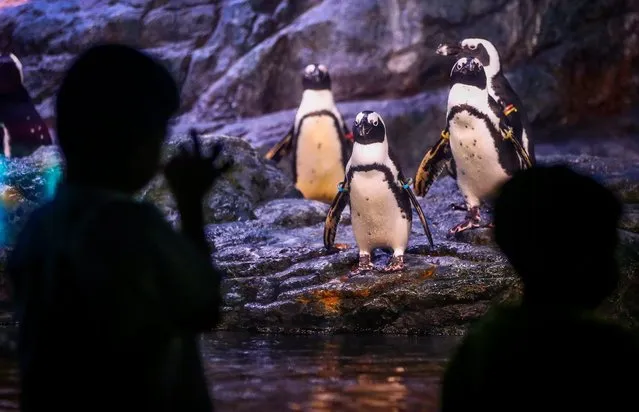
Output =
[
  {"x1": 449, "y1": 206, "x2": 482, "y2": 235},
  {"x1": 381, "y1": 255, "x2": 405, "y2": 272},
  {"x1": 351, "y1": 254, "x2": 374, "y2": 275}
]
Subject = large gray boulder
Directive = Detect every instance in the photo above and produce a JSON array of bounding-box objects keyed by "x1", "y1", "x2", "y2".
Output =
[{"x1": 139, "y1": 133, "x2": 298, "y2": 225}]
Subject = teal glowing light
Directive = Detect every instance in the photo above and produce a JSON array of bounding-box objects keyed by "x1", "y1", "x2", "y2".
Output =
[{"x1": 42, "y1": 161, "x2": 63, "y2": 200}]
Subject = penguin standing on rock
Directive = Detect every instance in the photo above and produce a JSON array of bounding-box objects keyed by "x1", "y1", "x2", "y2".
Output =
[
  {"x1": 434, "y1": 38, "x2": 535, "y2": 169},
  {"x1": 414, "y1": 56, "x2": 533, "y2": 235},
  {"x1": 0, "y1": 52, "x2": 53, "y2": 158},
  {"x1": 264, "y1": 63, "x2": 353, "y2": 204},
  {"x1": 324, "y1": 110, "x2": 434, "y2": 274}
]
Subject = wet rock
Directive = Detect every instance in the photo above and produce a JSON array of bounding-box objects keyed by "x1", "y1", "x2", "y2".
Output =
[
  {"x1": 254, "y1": 198, "x2": 330, "y2": 229},
  {"x1": 139, "y1": 133, "x2": 296, "y2": 226},
  {"x1": 0, "y1": 146, "x2": 63, "y2": 245},
  {"x1": 599, "y1": 229, "x2": 639, "y2": 330},
  {"x1": 619, "y1": 205, "x2": 639, "y2": 234},
  {"x1": 0, "y1": 135, "x2": 638, "y2": 334},
  {"x1": 200, "y1": 138, "x2": 639, "y2": 334},
  {"x1": 212, "y1": 210, "x2": 519, "y2": 334},
  {"x1": 205, "y1": 167, "x2": 516, "y2": 334}
]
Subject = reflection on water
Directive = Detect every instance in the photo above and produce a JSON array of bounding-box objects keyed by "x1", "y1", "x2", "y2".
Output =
[
  {"x1": 0, "y1": 331, "x2": 461, "y2": 412},
  {"x1": 0, "y1": 358, "x2": 18, "y2": 412},
  {"x1": 201, "y1": 332, "x2": 461, "y2": 411}
]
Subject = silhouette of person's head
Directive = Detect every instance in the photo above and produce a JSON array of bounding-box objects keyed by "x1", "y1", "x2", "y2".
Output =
[
  {"x1": 55, "y1": 43, "x2": 179, "y2": 193},
  {"x1": 494, "y1": 165, "x2": 623, "y2": 310}
]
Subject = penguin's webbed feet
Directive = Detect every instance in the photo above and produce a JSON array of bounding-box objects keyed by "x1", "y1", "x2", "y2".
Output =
[
  {"x1": 351, "y1": 254, "x2": 374, "y2": 275},
  {"x1": 449, "y1": 206, "x2": 482, "y2": 235},
  {"x1": 382, "y1": 255, "x2": 405, "y2": 273}
]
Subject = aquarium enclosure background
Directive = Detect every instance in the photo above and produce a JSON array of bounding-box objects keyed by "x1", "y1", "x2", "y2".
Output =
[{"x1": 0, "y1": 1, "x2": 637, "y2": 411}]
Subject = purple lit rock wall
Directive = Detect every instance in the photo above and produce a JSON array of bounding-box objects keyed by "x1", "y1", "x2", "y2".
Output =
[{"x1": 1, "y1": 1, "x2": 638, "y2": 159}]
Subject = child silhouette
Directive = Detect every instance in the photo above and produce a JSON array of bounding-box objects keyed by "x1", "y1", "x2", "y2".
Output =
[
  {"x1": 440, "y1": 165, "x2": 639, "y2": 412},
  {"x1": 7, "y1": 44, "x2": 230, "y2": 412}
]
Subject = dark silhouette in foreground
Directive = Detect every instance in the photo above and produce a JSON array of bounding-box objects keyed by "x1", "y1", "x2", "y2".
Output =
[
  {"x1": 440, "y1": 165, "x2": 639, "y2": 411},
  {"x1": 7, "y1": 44, "x2": 229, "y2": 412}
]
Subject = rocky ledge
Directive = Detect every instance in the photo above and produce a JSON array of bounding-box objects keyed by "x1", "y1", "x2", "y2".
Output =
[{"x1": 0, "y1": 131, "x2": 637, "y2": 335}]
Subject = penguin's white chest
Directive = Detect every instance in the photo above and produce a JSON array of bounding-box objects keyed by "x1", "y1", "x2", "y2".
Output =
[
  {"x1": 449, "y1": 112, "x2": 509, "y2": 205},
  {"x1": 295, "y1": 115, "x2": 344, "y2": 204},
  {"x1": 447, "y1": 85, "x2": 509, "y2": 206},
  {"x1": 349, "y1": 170, "x2": 410, "y2": 254}
]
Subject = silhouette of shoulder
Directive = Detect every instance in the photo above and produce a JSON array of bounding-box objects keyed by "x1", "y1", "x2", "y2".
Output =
[
  {"x1": 8, "y1": 186, "x2": 221, "y2": 336},
  {"x1": 441, "y1": 303, "x2": 639, "y2": 411}
]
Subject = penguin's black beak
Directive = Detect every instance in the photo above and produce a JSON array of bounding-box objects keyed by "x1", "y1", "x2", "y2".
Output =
[
  {"x1": 436, "y1": 42, "x2": 462, "y2": 56},
  {"x1": 356, "y1": 122, "x2": 372, "y2": 137}
]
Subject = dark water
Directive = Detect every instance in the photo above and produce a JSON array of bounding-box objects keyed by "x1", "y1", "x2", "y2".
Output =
[{"x1": 0, "y1": 331, "x2": 462, "y2": 412}]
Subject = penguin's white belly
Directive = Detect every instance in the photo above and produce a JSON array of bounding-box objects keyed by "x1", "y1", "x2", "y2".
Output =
[
  {"x1": 349, "y1": 170, "x2": 410, "y2": 253},
  {"x1": 449, "y1": 113, "x2": 510, "y2": 205},
  {"x1": 295, "y1": 115, "x2": 344, "y2": 204}
]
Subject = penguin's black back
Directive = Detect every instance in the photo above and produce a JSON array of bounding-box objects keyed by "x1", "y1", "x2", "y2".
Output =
[
  {"x1": 491, "y1": 72, "x2": 535, "y2": 163},
  {"x1": 0, "y1": 54, "x2": 53, "y2": 157},
  {"x1": 0, "y1": 54, "x2": 23, "y2": 95}
]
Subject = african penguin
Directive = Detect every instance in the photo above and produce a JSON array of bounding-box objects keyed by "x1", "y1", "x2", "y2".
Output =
[
  {"x1": 264, "y1": 63, "x2": 352, "y2": 204},
  {"x1": 440, "y1": 56, "x2": 526, "y2": 234},
  {"x1": 0, "y1": 52, "x2": 53, "y2": 158},
  {"x1": 436, "y1": 38, "x2": 535, "y2": 162},
  {"x1": 324, "y1": 111, "x2": 433, "y2": 273}
]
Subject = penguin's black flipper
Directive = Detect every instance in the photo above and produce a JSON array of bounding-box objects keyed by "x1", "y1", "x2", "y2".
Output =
[
  {"x1": 264, "y1": 125, "x2": 294, "y2": 163},
  {"x1": 497, "y1": 105, "x2": 533, "y2": 169},
  {"x1": 340, "y1": 116, "x2": 354, "y2": 166},
  {"x1": 339, "y1": 113, "x2": 351, "y2": 138},
  {"x1": 414, "y1": 129, "x2": 452, "y2": 197},
  {"x1": 491, "y1": 74, "x2": 528, "y2": 123},
  {"x1": 0, "y1": 89, "x2": 53, "y2": 157},
  {"x1": 445, "y1": 157, "x2": 457, "y2": 179},
  {"x1": 323, "y1": 181, "x2": 350, "y2": 251},
  {"x1": 401, "y1": 178, "x2": 435, "y2": 248}
]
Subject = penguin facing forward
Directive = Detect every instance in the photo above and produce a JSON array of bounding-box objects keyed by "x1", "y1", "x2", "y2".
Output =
[
  {"x1": 324, "y1": 110, "x2": 434, "y2": 273},
  {"x1": 0, "y1": 52, "x2": 53, "y2": 158},
  {"x1": 264, "y1": 63, "x2": 353, "y2": 204},
  {"x1": 435, "y1": 38, "x2": 535, "y2": 167},
  {"x1": 414, "y1": 57, "x2": 533, "y2": 235}
]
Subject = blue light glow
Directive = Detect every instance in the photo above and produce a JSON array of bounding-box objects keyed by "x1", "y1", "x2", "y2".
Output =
[{"x1": 42, "y1": 161, "x2": 62, "y2": 200}]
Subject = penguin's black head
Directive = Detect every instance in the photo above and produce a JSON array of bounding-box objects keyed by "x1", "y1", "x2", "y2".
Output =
[
  {"x1": 301, "y1": 63, "x2": 331, "y2": 90},
  {"x1": 450, "y1": 57, "x2": 487, "y2": 90},
  {"x1": 353, "y1": 110, "x2": 386, "y2": 145},
  {"x1": 436, "y1": 38, "x2": 499, "y2": 76},
  {"x1": 0, "y1": 53, "x2": 24, "y2": 94}
]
